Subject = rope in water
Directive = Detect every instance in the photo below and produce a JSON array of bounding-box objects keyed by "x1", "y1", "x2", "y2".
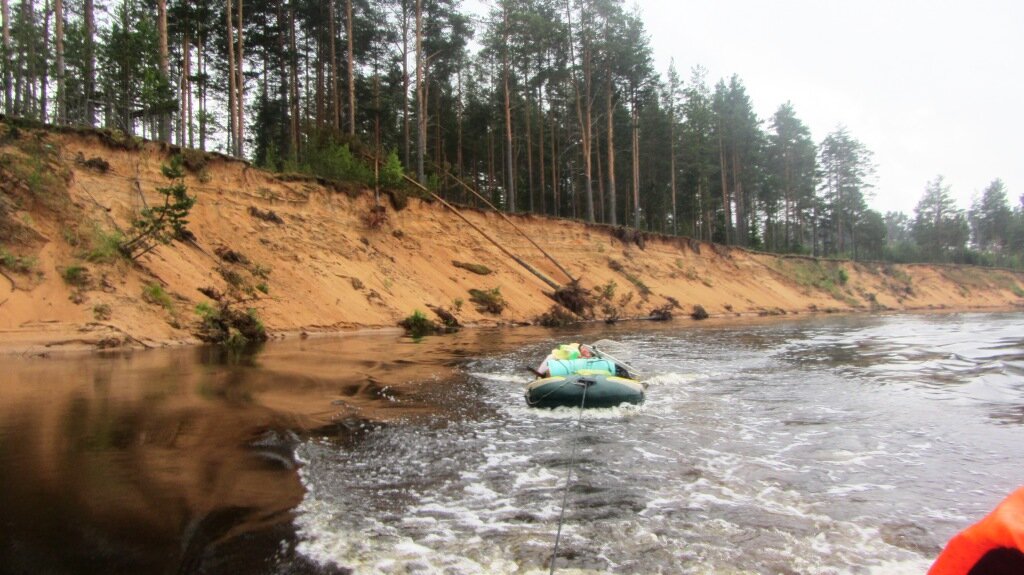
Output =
[{"x1": 548, "y1": 380, "x2": 589, "y2": 575}]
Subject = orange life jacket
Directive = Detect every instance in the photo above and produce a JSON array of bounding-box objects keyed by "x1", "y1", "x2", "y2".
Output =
[{"x1": 929, "y1": 487, "x2": 1024, "y2": 574}]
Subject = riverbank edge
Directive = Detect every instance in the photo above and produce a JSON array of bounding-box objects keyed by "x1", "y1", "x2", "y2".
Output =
[{"x1": 5, "y1": 303, "x2": 1022, "y2": 359}]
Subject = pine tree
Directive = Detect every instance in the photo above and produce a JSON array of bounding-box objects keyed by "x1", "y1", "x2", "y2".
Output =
[
  {"x1": 766, "y1": 102, "x2": 816, "y2": 252},
  {"x1": 100, "y1": 0, "x2": 161, "y2": 135},
  {"x1": 912, "y1": 176, "x2": 968, "y2": 261},
  {"x1": 968, "y1": 179, "x2": 1012, "y2": 251},
  {"x1": 120, "y1": 155, "x2": 196, "y2": 260},
  {"x1": 817, "y1": 126, "x2": 874, "y2": 256},
  {"x1": 681, "y1": 67, "x2": 717, "y2": 242}
]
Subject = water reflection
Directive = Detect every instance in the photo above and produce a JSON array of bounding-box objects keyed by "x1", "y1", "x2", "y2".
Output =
[
  {"x1": 0, "y1": 347, "x2": 311, "y2": 573},
  {"x1": 0, "y1": 326, "x2": 586, "y2": 574}
]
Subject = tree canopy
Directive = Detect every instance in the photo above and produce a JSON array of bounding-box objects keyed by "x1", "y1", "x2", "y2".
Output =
[{"x1": 1, "y1": 0, "x2": 1019, "y2": 268}]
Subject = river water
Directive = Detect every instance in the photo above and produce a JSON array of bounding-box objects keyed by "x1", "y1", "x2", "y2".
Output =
[{"x1": 2, "y1": 312, "x2": 1023, "y2": 574}]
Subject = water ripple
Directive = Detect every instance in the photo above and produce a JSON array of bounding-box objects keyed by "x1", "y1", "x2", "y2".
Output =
[{"x1": 294, "y1": 312, "x2": 1024, "y2": 574}]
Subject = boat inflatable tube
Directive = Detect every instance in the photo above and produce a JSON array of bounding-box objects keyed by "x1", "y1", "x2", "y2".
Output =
[
  {"x1": 929, "y1": 486, "x2": 1024, "y2": 575},
  {"x1": 546, "y1": 358, "x2": 616, "y2": 377},
  {"x1": 525, "y1": 373, "x2": 644, "y2": 409}
]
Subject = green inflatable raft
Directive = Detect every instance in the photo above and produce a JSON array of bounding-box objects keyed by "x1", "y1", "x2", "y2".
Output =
[{"x1": 525, "y1": 373, "x2": 645, "y2": 408}]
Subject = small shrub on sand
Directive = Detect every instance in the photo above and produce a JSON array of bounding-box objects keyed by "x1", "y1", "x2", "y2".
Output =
[
  {"x1": 61, "y1": 264, "x2": 90, "y2": 287},
  {"x1": 537, "y1": 305, "x2": 578, "y2": 327},
  {"x1": 596, "y1": 280, "x2": 619, "y2": 322},
  {"x1": 195, "y1": 302, "x2": 268, "y2": 347},
  {"x1": 215, "y1": 246, "x2": 250, "y2": 265},
  {"x1": 691, "y1": 304, "x2": 709, "y2": 320},
  {"x1": 453, "y1": 261, "x2": 493, "y2": 275},
  {"x1": 0, "y1": 248, "x2": 36, "y2": 273},
  {"x1": 552, "y1": 280, "x2": 594, "y2": 318},
  {"x1": 84, "y1": 227, "x2": 125, "y2": 263},
  {"x1": 649, "y1": 304, "x2": 673, "y2": 321},
  {"x1": 93, "y1": 303, "x2": 112, "y2": 321},
  {"x1": 399, "y1": 309, "x2": 439, "y2": 337},
  {"x1": 142, "y1": 283, "x2": 175, "y2": 313},
  {"x1": 427, "y1": 305, "x2": 461, "y2": 331},
  {"x1": 219, "y1": 267, "x2": 245, "y2": 290},
  {"x1": 469, "y1": 287, "x2": 506, "y2": 314}
]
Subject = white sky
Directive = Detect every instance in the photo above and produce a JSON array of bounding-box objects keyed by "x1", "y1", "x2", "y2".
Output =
[{"x1": 638, "y1": 0, "x2": 1023, "y2": 215}]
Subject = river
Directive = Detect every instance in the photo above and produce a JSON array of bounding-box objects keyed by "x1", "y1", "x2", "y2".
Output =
[{"x1": 1, "y1": 312, "x2": 1022, "y2": 574}]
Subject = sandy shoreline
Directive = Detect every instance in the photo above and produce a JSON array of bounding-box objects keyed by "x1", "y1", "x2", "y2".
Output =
[{"x1": 4, "y1": 304, "x2": 1021, "y2": 359}]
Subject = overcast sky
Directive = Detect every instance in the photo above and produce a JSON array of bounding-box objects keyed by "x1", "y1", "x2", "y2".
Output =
[{"x1": 638, "y1": 0, "x2": 1023, "y2": 216}]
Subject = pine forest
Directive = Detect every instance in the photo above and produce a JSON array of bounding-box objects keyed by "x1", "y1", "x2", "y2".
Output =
[{"x1": 2, "y1": 0, "x2": 1022, "y2": 268}]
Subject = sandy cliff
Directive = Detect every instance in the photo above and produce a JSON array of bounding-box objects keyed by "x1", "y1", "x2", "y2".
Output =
[{"x1": 2, "y1": 121, "x2": 1022, "y2": 354}]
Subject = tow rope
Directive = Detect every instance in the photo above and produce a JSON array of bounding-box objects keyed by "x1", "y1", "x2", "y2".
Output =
[{"x1": 548, "y1": 378, "x2": 591, "y2": 574}]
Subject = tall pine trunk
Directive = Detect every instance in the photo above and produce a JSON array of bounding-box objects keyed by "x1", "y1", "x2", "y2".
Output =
[
  {"x1": 329, "y1": 1, "x2": 339, "y2": 133},
  {"x1": 198, "y1": 33, "x2": 206, "y2": 150},
  {"x1": 456, "y1": 70, "x2": 464, "y2": 180},
  {"x1": 288, "y1": 2, "x2": 299, "y2": 160},
  {"x1": 631, "y1": 102, "x2": 640, "y2": 229},
  {"x1": 157, "y1": 0, "x2": 169, "y2": 142},
  {"x1": 525, "y1": 93, "x2": 534, "y2": 213},
  {"x1": 537, "y1": 88, "x2": 546, "y2": 215},
  {"x1": 595, "y1": 131, "x2": 604, "y2": 222},
  {"x1": 54, "y1": 0, "x2": 64, "y2": 124},
  {"x1": 732, "y1": 149, "x2": 745, "y2": 245},
  {"x1": 400, "y1": 0, "x2": 410, "y2": 169},
  {"x1": 84, "y1": 0, "x2": 94, "y2": 125},
  {"x1": 315, "y1": 37, "x2": 324, "y2": 131},
  {"x1": 565, "y1": 0, "x2": 594, "y2": 222},
  {"x1": 434, "y1": 81, "x2": 442, "y2": 178},
  {"x1": 581, "y1": 13, "x2": 595, "y2": 222},
  {"x1": 236, "y1": 0, "x2": 245, "y2": 157},
  {"x1": 606, "y1": 70, "x2": 616, "y2": 226},
  {"x1": 226, "y1": 0, "x2": 237, "y2": 155},
  {"x1": 41, "y1": 0, "x2": 50, "y2": 122},
  {"x1": 181, "y1": 27, "x2": 192, "y2": 147},
  {"x1": 718, "y1": 129, "x2": 730, "y2": 244},
  {"x1": 669, "y1": 106, "x2": 677, "y2": 234},
  {"x1": 415, "y1": 0, "x2": 425, "y2": 184},
  {"x1": 503, "y1": 53, "x2": 515, "y2": 211},
  {"x1": 2, "y1": 0, "x2": 10, "y2": 116},
  {"x1": 551, "y1": 117, "x2": 559, "y2": 217},
  {"x1": 346, "y1": 0, "x2": 355, "y2": 136}
]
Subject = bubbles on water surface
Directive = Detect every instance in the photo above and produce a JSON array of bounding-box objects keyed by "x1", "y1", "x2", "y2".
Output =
[{"x1": 293, "y1": 314, "x2": 1024, "y2": 574}]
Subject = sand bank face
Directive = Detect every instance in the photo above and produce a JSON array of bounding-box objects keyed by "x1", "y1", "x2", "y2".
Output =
[{"x1": 1, "y1": 122, "x2": 1022, "y2": 355}]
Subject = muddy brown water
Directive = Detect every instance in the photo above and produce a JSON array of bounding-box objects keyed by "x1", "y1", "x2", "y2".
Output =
[{"x1": 2, "y1": 313, "x2": 1023, "y2": 574}]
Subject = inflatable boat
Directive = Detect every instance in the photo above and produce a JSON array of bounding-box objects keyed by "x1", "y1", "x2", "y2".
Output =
[
  {"x1": 525, "y1": 347, "x2": 645, "y2": 408},
  {"x1": 525, "y1": 373, "x2": 645, "y2": 408}
]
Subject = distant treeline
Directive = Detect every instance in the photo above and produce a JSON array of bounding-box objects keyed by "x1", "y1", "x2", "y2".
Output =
[{"x1": 2, "y1": 0, "x2": 1021, "y2": 267}]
